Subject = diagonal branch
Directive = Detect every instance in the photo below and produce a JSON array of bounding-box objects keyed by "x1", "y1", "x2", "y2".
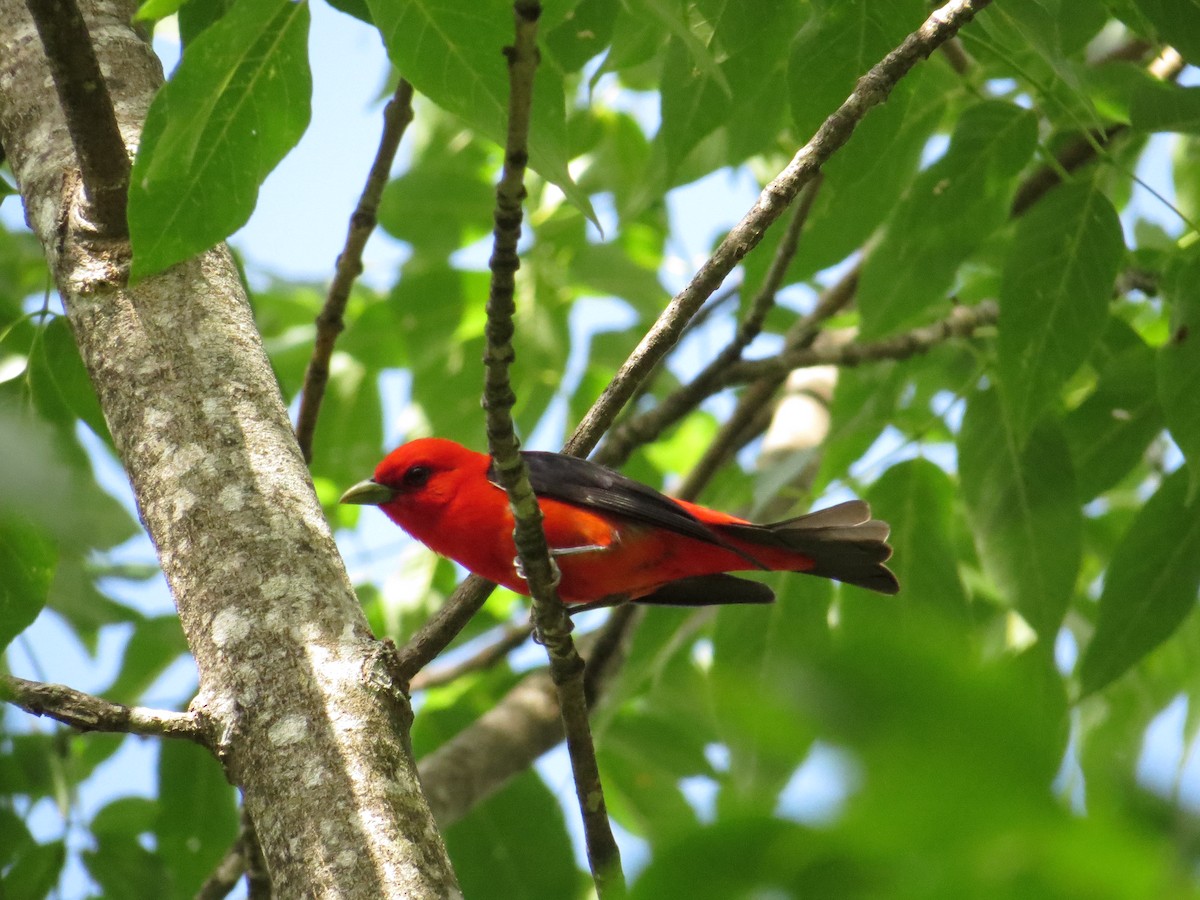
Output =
[
  {"x1": 24, "y1": 0, "x2": 128, "y2": 236},
  {"x1": 479, "y1": 2, "x2": 624, "y2": 895},
  {"x1": 389, "y1": 0, "x2": 993, "y2": 687},
  {"x1": 1, "y1": 674, "x2": 209, "y2": 744},
  {"x1": 722, "y1": 300, "x2": 998, "y2": 385},
  {"x1": 295, "y1": 79, "x2": 415, "y2": 462},
  {"x1": 595, "y1": 177, "x2": 822, "y2": 468},
  {"x1": 563, "y1": 0, "x2": 994, "y2": 459}
]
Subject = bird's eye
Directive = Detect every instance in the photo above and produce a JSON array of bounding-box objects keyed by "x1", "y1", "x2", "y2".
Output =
[{"x1": 401, "y1": 465, "x2": 432, "y2": 489}]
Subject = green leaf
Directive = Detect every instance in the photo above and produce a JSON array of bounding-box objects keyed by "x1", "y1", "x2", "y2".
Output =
[
  {"x1": 307, "y1": 357, "x2": 384, "y2": 490},
  {"x1": 366, "y1": 0, "x2": 596, "y2": 224},
  {"x1": 630, "y1": 818, "x2": 856, "y2": 899},
  {"x1": 659, "y1": 33, "x2": 731, "y2": 174},
  {"x1": 133, "y1": 0, "x2": 186, "y2": 22},
  {"x1": 1064, "y1": 319, "x2": 1163, "y2": 501},
  {"x1": 1131, "y1": 82, "x2": 1200, "y2": 135},
  {"x1": 544, "y1": 0, "x2": 616, "y2": 72},
  {"x1": 26, "y1": 317, "x2": 109, "y2": 441},
  {"x1": 710, "y1": 575, "x2": 830, "y2": 810},
  {"x1": 2, "y1": 840, "x2": 65, "y2": 900},
  {"x1": 0, "y1": 517, "x2": 56, "y2": 653},
  {"x1": 83, "y1": 834, "x2": 170, "y2": 898},
  {"x1": 787, "y1": 0, "x2": 924, "y2": 139},
  {"x1": 1159, "y1": 252, "x2": 1200, "y2": 500},
  {"x1": 858, "y1": 101, "x2": 1038, "y2": 337},
  {"x1": 959, "y1": 390, "x2": 1080, "y2": 638},
  {"x1": 1079, "y1": 468, "x2": 1200, "y2": 694},
  {"x1": 599, "y1": 707, "x2": 709, "y2": 839},
  {"x1": 864, "y1": 459, "x2": 969, "y2": 625},
  {"x1": 128, "y1": 0, "x2": 312, "y2": 281},
  {"x1": 104, "y1": 616, "x2": 190, "y2": 706},
  {"x1": 776, "y1": 64, "x2": 946, "y2": 284},
  {"x1": 156, "y1": 740, "x2": 239, "y2": 897},
  {"x1": 997, "y1": 180, "x2": 1125, "y2": 440},
  {"x1": 1130, "y1": 0, "x2": 1200, "y2": 64},
  {"x1": 445, "y1": 771, "x2": 583, "y2": 899},
  {"x1": 177, "y1": 0, "x2": 235, "y2": 46}
]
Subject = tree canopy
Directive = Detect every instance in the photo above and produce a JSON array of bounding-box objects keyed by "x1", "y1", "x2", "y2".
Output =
[{"x1": 4, "y1": 0, "x2": 1200, "y2": 897}]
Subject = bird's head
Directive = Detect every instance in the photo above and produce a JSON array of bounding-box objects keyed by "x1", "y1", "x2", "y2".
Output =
[{"x1": 339, "y1": 437, "x2": 486, "y2": 523}]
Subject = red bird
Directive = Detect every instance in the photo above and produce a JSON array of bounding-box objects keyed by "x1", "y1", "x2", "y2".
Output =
[{"x1": 340, "y1": 438, "x2": 898, "y2": 607}]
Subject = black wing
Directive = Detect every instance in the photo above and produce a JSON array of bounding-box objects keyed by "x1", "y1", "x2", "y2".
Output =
[{"x1": 489, "y1": 451, "x2": 762, "y2": 566}]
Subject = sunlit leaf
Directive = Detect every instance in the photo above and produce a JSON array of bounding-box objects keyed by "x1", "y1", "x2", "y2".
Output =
[
  {"x1": 366, "y1": 0, "x2": 596, "y2": 223},
  {"x1": 1158, "y1": 251, "x2": 1200, "y2": 500},
  {"x1": 1079, "y1": 468, "x2": 1200, "y2": 694},
  {"x1": 858, "y1": 101, "x2": 1037, "y2": 337},
  {"x1": 129, "y1": 0, "x2": 312, "y2": 280},
  {"x1": 959, "y1": 390, "x2": 1080, "y2": 638},
  {"x1": 0, "y1": 518, "x2": 56, "y2": 653},
  {"x1": 155, "y1": 741, "x2": 239, "y2": 896},
  {"x1": 997, "y1": 180, "x2": 1125, "y2": 440}
]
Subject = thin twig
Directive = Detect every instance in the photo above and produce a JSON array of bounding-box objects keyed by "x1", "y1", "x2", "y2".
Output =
[
  {"x1": 676, "y1": 264, "x2": 860, "y2": 499},
  {"x1": 393, "y1": 576, "x2": 495, "y2": 685},
  {"x1": 24, "y1": 0, "x2": 128, "y2": 236},
  {"x1": 595, "y1": 178, "x2": 822, "y2": 468},
  {"x1": 2, "y1": 674, "x2": 208, "y2": 744},
  {"x1": 295, "y1": 79, "x2": 416, "y2": 462},
  {"x1": 408, "y1": 622, "x2": 532, "y2": 692},
  {"x1": 563, "y1": 0, "x2": 994, "y2": 459},
  {"x1": 1010, "y1": 46, "x2": 1184, "y2": 217},
  {"x1": 480, "y1": 2, "x2": 624, "y2": 894},
  {"x1": 194, "y1": 806, "x2": 270, "y2": 900},
  {"x1": 418, "y1": 602, "x2": 637, "y2": 827},
  {"x1": 722, "y1": 300, "x2": 998, "y2": 384}
]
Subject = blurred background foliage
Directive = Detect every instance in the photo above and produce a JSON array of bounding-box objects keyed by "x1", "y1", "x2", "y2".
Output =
[{"x1": 5, "y1": 0, "x2": 1200, "y2": 896}]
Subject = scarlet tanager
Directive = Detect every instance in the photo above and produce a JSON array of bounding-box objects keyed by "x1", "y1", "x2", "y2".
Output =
[{"x1": 340, "y1": 438, "x2": 898, "y2": 607}]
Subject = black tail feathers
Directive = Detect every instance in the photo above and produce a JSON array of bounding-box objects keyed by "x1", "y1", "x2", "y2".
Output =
[{"x1": 720, "y1": 500, "x2": 900, "y2": 595}]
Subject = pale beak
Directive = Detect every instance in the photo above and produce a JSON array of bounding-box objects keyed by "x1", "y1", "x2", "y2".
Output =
[{"x1": 339, "y1": 480, "x2": 397, "y2": 506}]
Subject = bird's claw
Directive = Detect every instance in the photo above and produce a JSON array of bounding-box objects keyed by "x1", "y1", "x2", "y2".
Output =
[{"x1": 513, "y1": 553, "x2": 562, "y2": 588}]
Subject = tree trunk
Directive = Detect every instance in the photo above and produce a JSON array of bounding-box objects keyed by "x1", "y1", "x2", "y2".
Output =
[{"x1": 0, "y1": 2, "x2": 460, "y2": 895}]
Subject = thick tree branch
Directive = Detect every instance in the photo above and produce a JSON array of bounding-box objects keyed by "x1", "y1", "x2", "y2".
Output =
[
  {"x1": 0, "y1": 3, "x2": 458, "y2": 895},
  {"x1": 563, "y1": 0, "x2": 993, "y2": 459},
  {"x1": 480, "y1": 3, "x2": 624, "y2": 894},
  {"x1": 1, "y1": 674, "x2": 208, "y2": 743},
  {"x1": 24, "y1": 0, "x2": 128, "y2": 236},
  {"x1": 295, "y1": 78, "x2": 415, "y2": 462}
]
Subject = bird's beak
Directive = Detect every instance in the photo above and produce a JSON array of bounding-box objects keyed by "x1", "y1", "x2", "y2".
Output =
[{"x1": 339, "y1": 479, "x2": 397, "y2": 506}]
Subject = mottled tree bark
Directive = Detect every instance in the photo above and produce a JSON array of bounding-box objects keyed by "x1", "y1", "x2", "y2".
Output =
[{"x1": 0, "y1": 2, "x2": 459, "y2": 895}]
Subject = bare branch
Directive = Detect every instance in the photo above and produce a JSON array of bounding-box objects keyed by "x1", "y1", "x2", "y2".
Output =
[
  {"x1": 195, "y1": 806, "x2": 271, "y2": 900},
  {"x1": 563, "y1": 0, "x2": 994, "y2": 459},
  {"x1": 2, "y1": 674, "x2": 208, "y2": 744},
  {"x1": 24, "y1": 0, "x2": 128, "y2": 237},
  {"x1": 480, "y1": 2, "x2": 624, "y2": 893},
  {"x1": 595, "y1": 178, "x2": 821, "y2": 468},
  {"x1": 393, "y1": 576, "x2": 495, "y2": 684},
  {"x1": 408, "y1": 622, "x2": 532, "y2": 692},
  {"x1": 723, "y1": 301, "x2": 998, "y2": 385},
  {"x1": 295, "y1": 79, "x2": 415, "y2": 461},
  {"x1": 676, "y1": 264, "x2": 860, "y2": 500}
]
